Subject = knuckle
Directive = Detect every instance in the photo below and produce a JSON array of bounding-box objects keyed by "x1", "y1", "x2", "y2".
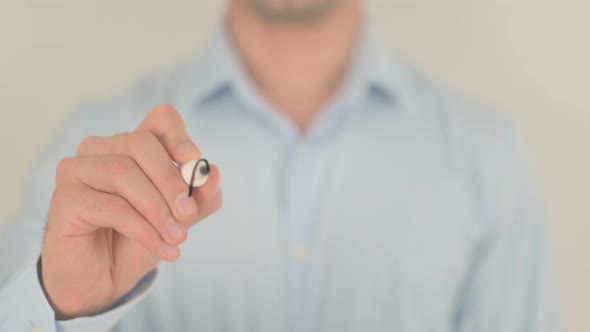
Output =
[
  {"x1": 55, "y1": 157, "x2": 74, "y2": 180},
  {"x1": 86, "y1": 194, "x2": 107, "y2": 216},
  {"x1": 77, "y1": 136, "x2": 99, "y2": 155},
  {"x1": 106, "y1": 157, "x2": 134, "y2": 176},
  {"x1": 104, "y1": 196, "x2": 127, "y2": 216},
  {"x1": 150, "y1": 104, "x2": 178, "y2": 121},
  {"x1": 147, "y1": 104, "x2": 184, "y2": 133},
  {"x1": 84, "y1": 194, "x2": 124, "y2": 219}
]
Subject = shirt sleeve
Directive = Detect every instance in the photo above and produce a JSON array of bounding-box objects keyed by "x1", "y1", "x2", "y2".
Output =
[
  {"x1": 55, "y1": 269, "x2": 157, "y2": 332},
  {"x1": 0, "y1": 258, "x2": 156, "y2": 332},
  {"x1": 453, "y1": 122, "x2": 560, "y2": 331}
]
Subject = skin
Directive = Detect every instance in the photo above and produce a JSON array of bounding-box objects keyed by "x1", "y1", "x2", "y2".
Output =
[
  {"x1": 42, "y1": 0, "x2": 361, "y2": 319},
  {"x1": 42, "y1": 105, "x2": 222, "y2": 318},
  {"x1": 230, "y1": 0, "x2": 361, "y2": 131}
]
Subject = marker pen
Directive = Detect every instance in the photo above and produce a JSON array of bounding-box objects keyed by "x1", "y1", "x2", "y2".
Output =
[{"x1": 180, "y1": 158, "x2": 210, "y2": 197}]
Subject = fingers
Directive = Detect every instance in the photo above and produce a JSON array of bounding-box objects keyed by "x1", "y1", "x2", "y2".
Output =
[
  {"x1": 76, "y1": 133, "x2": 199, "y2": 224},
  {"x1": 136, "y1": 105, "x2": 201, "y2": 164},
  {"x1": 78, "y1": 105, "x2": 222, "y2": 233},
  {"x1": 57, "y1": 156, "x2": 187, "y2": 246},
  {"x1": 53, "y1": 183, "x2": 180, "y2": 262}
]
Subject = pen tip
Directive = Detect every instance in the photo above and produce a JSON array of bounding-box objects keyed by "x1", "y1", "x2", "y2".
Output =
[{"x1": 199, "y1": 159, "x2": 211, "y2": 175}]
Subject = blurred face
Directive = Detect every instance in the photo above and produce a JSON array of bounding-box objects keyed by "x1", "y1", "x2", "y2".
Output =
[{"x1": 242, "y1": 0, "x2": 341, "y2": 22}]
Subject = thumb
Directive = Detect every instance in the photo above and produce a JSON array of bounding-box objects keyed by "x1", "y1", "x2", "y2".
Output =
[{"x1": 136, "y1": 104, "x2": 201, "y2": 164}]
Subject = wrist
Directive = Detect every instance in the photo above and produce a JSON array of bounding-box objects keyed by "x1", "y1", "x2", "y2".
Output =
[{"x1": 38, "y1": 255, "x2": 118, "y2": 320}]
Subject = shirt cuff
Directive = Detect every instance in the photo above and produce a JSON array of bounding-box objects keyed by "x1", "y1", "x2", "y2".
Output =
[
  {"x1": 56, "y1": 269, "x2": 157, "y2": 332},
  {"x1": 0, "y1": 259, "x2": 58, "y2": 332},
  {"x1": 0, "y1": 257, "x2": 157, "y2": 332}
]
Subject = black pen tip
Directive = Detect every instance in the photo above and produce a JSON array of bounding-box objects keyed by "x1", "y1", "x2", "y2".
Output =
[{"x1": 199, "y1": 159, "x2": 211, "y2": 175}]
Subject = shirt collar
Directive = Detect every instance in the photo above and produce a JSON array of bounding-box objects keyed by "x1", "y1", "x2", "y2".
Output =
[
  {"x1": 183, "y1": 23, "x2": 239, "y2": 106},
  {"x1": 179, "y1": 19, "x2": 413, "y2": 112},
  {"x1": 353, "y1": 24, "x2": 414, "y2": 109}
]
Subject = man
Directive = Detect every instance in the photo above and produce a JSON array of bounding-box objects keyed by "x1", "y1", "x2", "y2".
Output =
[{"x1": 0, "y1": 0, "x2": 558, "y2": 331}]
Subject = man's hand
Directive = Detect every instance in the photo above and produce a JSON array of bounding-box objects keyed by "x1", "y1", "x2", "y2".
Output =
[{"x1": 41, "y1": 105, "x2": 222, "y2": 319}]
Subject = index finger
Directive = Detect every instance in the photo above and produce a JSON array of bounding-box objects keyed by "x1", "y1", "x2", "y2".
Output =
[{"x1": 137, "y1": 104, "x2": 201, "y2": 164}]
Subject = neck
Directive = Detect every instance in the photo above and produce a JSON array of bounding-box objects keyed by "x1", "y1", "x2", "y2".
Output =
[{"x1": 227, "y1": 1, "x2": 362, "y2": 133}]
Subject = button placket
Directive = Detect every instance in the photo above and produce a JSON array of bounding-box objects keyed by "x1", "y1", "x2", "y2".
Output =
[{"x1": 284, "y1": 140, "x2": 319, "y2": 332}]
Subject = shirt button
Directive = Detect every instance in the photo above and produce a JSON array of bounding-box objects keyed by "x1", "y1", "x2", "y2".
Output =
[{"x1": 293, "y1": 245, "x2": 311, "y2": 264}]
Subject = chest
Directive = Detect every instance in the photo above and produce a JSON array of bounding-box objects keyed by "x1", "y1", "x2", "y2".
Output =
[{"x1": 133, "y1": 115, "x2": 481, "y2": 331}]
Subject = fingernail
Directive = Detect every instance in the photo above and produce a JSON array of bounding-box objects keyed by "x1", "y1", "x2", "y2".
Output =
[
  {"x1": 166, "y1": 219, "x2": 186, "y2": 241},
  {"x1": 161, "y1": 244, "x2": 179, "y2": 259},
  {"x1": 176, "y1": 194, "x2": 197, "y2": 219}
]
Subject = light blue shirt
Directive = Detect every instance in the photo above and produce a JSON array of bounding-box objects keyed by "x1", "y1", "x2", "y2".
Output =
[{"x1": 0, "y1": 21, "x2": 558, "y2": 332}]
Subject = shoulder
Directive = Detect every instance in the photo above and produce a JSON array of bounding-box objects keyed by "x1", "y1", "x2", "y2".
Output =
[
  {"x1": 394, "y1": 61, "x2": 531, "y2": 196},
  {"x1": 402, "y1": 62, "x2": 513, "y2": 142},
  {"x1": 394, "y1": 61, "x2": 519, "y2": 163},
  {"x1": 392, "y1": 61, "x2": 541, "y2": 226}
]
